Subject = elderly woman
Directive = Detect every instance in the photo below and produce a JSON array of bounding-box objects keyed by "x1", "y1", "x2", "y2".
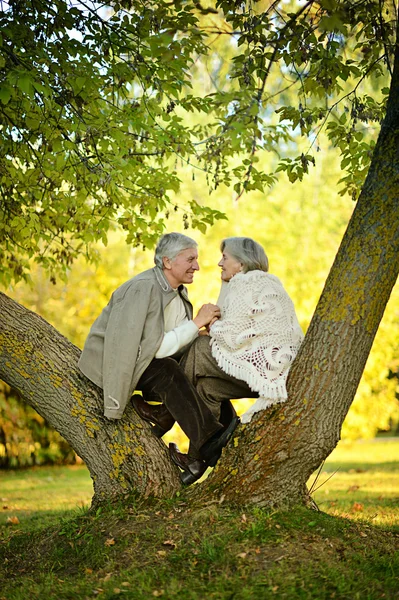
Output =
[{"x1": 169, "y1": 236, "x2": 304, "y2": 482}]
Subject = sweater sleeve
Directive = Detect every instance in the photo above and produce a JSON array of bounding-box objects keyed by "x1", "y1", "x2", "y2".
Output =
[{"x1": 155, "y1": 320, "x2": 199, "y2": 358}]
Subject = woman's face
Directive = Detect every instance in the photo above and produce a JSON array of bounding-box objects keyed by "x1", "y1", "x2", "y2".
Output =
[{"x1": 218, "y1": 249, "x2": 242, "y2": 282}]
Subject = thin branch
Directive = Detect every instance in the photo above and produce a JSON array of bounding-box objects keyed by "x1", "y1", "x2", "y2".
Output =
[{"x1": 306, "y1": 54, "x2": 388, "y2": 154}]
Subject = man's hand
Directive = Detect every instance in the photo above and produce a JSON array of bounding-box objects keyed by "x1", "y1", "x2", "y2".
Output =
[
  {"x1": 198, "y1": 329, "x2": 210, "y2": 336},
  {"x1": 193, "y1": 303, "x2": 221, "y2": 329}
]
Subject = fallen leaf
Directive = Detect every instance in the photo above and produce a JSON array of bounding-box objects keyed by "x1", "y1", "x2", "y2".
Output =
[
  {"x1": 359, "y1": 531, "x2": 368, "y2": 538},
  {"x1": 157, "y1": 550, "x2": 167, "y2": 557},
  {"x1": 241, "y1": 514, "x2": 247, "y2": 523},
  {"x1": 237, "y1": 552, "x2": 247, "y2": 559},
  {"x1": 113, "y1": 589, "x2": 121, "y2": 594},
  {"x1": 348, "y1": 485, "x2": 360, "y2": 492},
  {"x1": 121, "y1": 582, "x2": 131, "y2": 587},
  {"x1": 102, "y1": 573, "x2": 113, "y2": 582},
  {"x1": 163, "y1": 539, "x2": 176, "y2": 548},
  {"x1": 152, "y1": 590, "x2": 164, "y2": 597},
  {"x1": 6, "y1": 516, "x2": 20, "y2": 525},
  {"x1": 352, "y1": 503, "x2": 364, "y2": 512},
  {"x1": 105, "y1": 538, "x2": 116, "y2": 546},
  {"x1": 85, "y1": 568, "x2": 93, "y2": 574},
  {"x1": 255, "y1": 547, "x2": 261, "y2": 554}
]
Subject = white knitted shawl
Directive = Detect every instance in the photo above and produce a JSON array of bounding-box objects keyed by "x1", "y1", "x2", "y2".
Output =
[{"x1": 210, "y1": 270, "x2": 304, "y2": 423}]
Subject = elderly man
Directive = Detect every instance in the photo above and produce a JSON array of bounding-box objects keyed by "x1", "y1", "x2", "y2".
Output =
[{"x1": 79, "y1": 232, "x2": 239, "y2": 484}]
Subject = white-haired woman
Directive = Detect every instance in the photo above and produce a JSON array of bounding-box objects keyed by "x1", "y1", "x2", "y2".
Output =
[{"x1": 169, "y1": 236, "x2": 304, "y2": 481}]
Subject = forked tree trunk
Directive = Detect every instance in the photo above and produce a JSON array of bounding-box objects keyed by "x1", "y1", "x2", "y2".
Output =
[
  {"x1": 197, "y1": 33, "x2": 399, "y2": 507},
  {"x1": 0, "y1": 294, "x2": 180, "y2": 503},
  {"x1": 1, "y1": 25, "x2": 399, "y2": 513}
]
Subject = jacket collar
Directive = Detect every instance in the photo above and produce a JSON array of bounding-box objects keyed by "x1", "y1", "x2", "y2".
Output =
[
  {"x1": 153, "y1": 267, "x2": 190, "y2": 302},
  {"x1": 153, "y1": 266, "x2": 176, "y2": 294}
]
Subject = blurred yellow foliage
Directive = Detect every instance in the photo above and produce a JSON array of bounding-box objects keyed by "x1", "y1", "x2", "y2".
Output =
[{"x1": 2, "y1": 143, "x2": 398, "y2": 446}]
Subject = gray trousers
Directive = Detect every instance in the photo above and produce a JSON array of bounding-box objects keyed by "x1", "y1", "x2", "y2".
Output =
[{"x1": 180, "y1": 336, "x2": 258, "y2": 459}]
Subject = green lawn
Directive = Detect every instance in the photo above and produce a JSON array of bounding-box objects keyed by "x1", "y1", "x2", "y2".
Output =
[
  {"x1": 0, "y1": 464, "x2": 93, "y2": 529},
  {"x1": 0, "y1": 440, "x2": 398, "y2": 600},
  {"x1": 1, "y1": 439, "x2": 398, "y2": 527},
  {"x1": 309, "y1": 439, "x2": 399, "y2": 528}
]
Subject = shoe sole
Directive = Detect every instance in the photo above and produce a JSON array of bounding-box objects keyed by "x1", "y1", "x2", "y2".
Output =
[{"x1": 180, "y1": 469, "x2": 202, "y2": 485}]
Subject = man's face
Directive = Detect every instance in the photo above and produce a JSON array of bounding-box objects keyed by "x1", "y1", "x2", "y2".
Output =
[{"x1": 163, "y1": 247, "x2": 199, "y2": 287}]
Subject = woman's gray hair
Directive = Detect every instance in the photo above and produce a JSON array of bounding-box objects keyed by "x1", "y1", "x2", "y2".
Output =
[
  {"x1": 221, "y1": 237, "x2": 269, "y2": 273},
  {"x1": 154, "y1": 232, "x2": 198, "y2": 269}
]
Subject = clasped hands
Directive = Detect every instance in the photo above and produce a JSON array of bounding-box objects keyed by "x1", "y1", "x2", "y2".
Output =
[{"x1": 193, "y1": 303, "x2": 221, "y2": 334}]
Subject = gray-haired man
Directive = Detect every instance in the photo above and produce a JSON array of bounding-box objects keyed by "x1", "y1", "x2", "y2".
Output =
[{"x1": 79, "y1": 232, "x2": 239, "y2": 483}]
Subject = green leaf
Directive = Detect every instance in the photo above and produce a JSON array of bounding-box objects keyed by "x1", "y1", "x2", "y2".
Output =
[
  {"x1": 17, "y1": 75, "x2": 34, "y2": 96},
  {"x1": 0, "y1": 85, "x2": 11, "y2": 104}
]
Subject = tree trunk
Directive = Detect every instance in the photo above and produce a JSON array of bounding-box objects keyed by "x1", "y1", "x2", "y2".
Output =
[
  {"x1": 0, "y1": 293, "x2": 180, "y2": 503},
  {"x1": 197, "y1": 30, "x2": 399, "y2": 507}
]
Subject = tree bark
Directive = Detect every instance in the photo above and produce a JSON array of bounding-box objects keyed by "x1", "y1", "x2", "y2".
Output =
[
  {"x1": 0, "y1": 293, "x2": 180, "y2": 503},
  {"x1": 196, "y1": 24, "x2": 399, "y2": 507}
]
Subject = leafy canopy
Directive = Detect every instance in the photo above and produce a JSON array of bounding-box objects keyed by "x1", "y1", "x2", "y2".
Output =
[{"x1": 0, "y1": 0, "x2": 395, "y2": 283}]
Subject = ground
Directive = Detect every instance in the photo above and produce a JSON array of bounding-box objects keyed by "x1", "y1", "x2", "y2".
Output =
[{"x1": 0, "y1": 440, "x2": 398, "y2": 599}]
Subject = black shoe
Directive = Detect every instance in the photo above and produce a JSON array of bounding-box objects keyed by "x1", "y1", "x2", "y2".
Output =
[
  {"x1": 132, "y1": 394, "x2": 175, "y2": 438},
  {"x1": 169, "y1": 443, "x2": 207, "y2": 485},
  {"x1": 200, "y1": 416, "x2": 240, "y2": 467}
]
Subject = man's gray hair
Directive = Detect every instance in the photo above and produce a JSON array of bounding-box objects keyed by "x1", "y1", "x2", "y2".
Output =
[
  {"x1": 154, "y1": 232, "x2": 198, "y2": 269},
  {"x1": 221, "y1": 237, "x2": 269, "y2": 273}
]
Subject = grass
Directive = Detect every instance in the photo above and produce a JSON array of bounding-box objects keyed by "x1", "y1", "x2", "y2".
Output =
[
  {"x1": 0, "y1": 440, "x2": 398, "y2": 599},
  {"x1": 0, "y1": 464, "x2": 93, "y2": 531}
]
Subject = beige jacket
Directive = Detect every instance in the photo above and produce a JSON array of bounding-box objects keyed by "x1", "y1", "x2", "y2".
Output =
[{"x1": 78, "y1": 267, "x2": 193, "y2": 419}]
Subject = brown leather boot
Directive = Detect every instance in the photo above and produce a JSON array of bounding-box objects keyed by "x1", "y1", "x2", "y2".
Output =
[
  {"x1": 169, "y1": 443, "x2": 207, "y2": 485},
  {"x1": 132, "y1": 394, "x2": 175, "y2": 438}
]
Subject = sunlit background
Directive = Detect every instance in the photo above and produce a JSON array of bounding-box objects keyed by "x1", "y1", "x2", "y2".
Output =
[{"x1": 1, "y1": 140, "x2": 398, "y2": 465}]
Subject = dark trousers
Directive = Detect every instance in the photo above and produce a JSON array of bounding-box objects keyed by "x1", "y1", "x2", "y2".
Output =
[
  {"x1": 136, "y1": 337, "x2": 257, "y2": 460},
  {"x1": 136, "y1": 357, "x2": 223, "y2": 452}
]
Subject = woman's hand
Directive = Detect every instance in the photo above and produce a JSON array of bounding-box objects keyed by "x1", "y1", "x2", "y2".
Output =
[{"x1": 193, "y1": 303, "x2": 221, "y2": 329}]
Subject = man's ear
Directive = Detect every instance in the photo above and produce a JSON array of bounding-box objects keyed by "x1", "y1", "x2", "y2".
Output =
[{"x1": 162, "y1": 256, "x2": 172, "y2": 270}]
